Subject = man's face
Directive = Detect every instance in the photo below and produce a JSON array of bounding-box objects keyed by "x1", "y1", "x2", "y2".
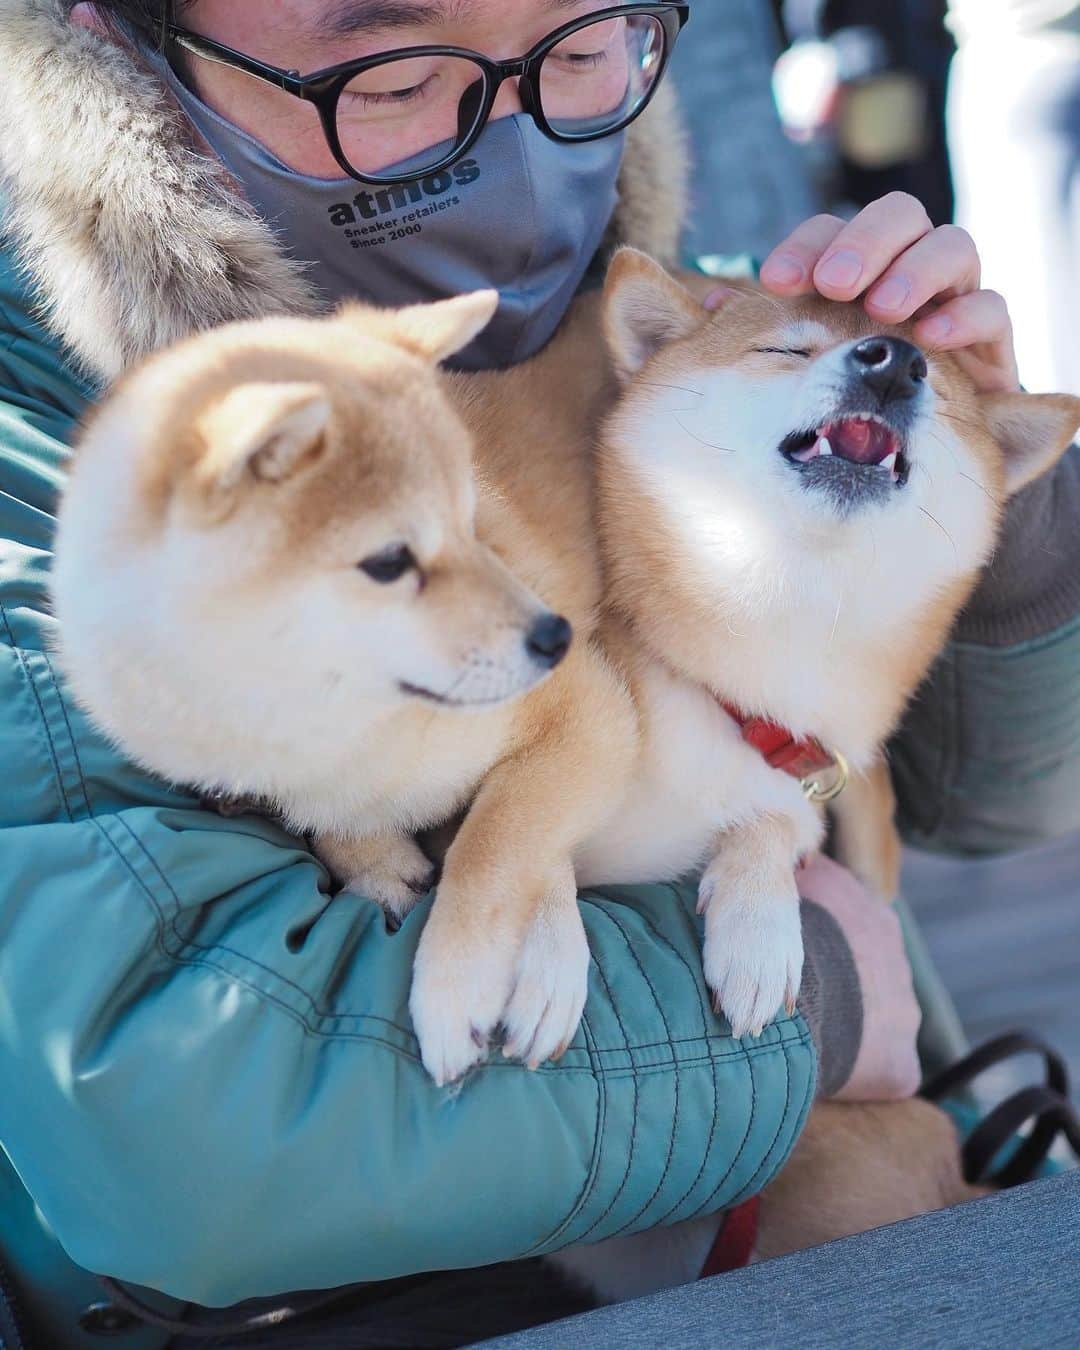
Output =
[{"x1": 154, "y1": 0, "x2": 626, "y2": 176}]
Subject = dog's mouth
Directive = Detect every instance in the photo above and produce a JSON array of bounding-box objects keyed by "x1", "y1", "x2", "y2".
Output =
[
  {"x1": 780, "y1": 414, "x2": 911, "y2": 488},
  {"x1": 398, "y1": 680, "x2": 518, "y2": 709}
]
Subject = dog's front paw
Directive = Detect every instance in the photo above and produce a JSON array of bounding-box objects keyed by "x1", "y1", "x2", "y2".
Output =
[
  {"x1": 502, "y1": 887, "x2": 590, "y2": 1069},
  {"x1": 409, "y1": 872, "x2": 590, "y2": 1085},
  {"x1": 409, "y1": 917, "x2": 516, "y2": 1086},
  {"x1": 699, "y1": 870, "x2": 803, "y2": 1039},
  {"x1": 314, "y1": 832, "x2": 436, "y2": 927}
]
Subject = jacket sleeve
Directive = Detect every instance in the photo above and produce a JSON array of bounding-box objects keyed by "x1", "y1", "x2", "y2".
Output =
[
  {"x1": 891, "y1": 444, "x2": 1080, "y2": 855},
  {"x1": 0, "y1": 286, "x2": 814, "y2": 1308}
]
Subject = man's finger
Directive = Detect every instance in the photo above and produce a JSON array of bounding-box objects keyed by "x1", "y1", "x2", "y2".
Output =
[
  {"x1": 914, "y1": 289, "x2": 1012, "y2": 351},
  {"x1": 760, "y1": 215, "x2": 846, "y2": 294},
  {"x1": 863, "y1": 225, "x2": 982, "y2": 323},
  {"x1": 811, "y1": 192, "x2": 934, "y2": 301}
]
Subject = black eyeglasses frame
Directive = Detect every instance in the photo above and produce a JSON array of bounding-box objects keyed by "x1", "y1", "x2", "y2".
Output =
[{"x1": 148, "y1": 3, "x2": 691, "y2": 184}]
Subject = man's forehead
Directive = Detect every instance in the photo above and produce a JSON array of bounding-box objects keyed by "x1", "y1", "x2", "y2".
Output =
[{"x1": 314, "y1": 0, "x2": 594, "y2": 40}]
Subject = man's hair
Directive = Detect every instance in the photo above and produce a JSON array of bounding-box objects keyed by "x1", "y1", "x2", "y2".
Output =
[{"x1": 73, "y1": 2, "x2": 193, "y2": 36}]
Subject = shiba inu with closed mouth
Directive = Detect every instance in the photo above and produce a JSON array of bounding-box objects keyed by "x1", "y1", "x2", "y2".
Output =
[
  {"x1": 574, "y1": 249, "x2": 1080, "y2": 1034},
  {"x1": 52, "y1": 292, "x2": 637, "y2": 1086}
]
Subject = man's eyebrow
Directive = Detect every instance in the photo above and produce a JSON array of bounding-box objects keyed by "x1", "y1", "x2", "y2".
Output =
[
  {"x1": 317, "y1": 0, "x2": 593, "y2": 40},
  {"x1": 316, "y1": 1, "x2": 473, "y2": 39}
]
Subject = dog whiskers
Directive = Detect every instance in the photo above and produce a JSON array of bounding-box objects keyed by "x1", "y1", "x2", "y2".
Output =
[
  {"x1": 638, "y1": 379, "x2": 705, "y2": 398},
  {"x1": 674, "y1": 413, "x2": 737, "y2": 454},
  {"x1": 922, "y1": 423, "x2": 996, "y2": 504},
  {"x1": 919, "y1": 506, "x2": 959, "y2": 565},
  {"x1": 729, "y1": 288, "x2": 791, "y2": 323},
  {"x1": 828, "y1": 597, "x2": 842, "y2": 649},
  {"x1": 934, "y1": 408, "x2": 979, "y2": 432},
  {"x1": 957, "y1": 469, "x2": 995, "y2": 503}
]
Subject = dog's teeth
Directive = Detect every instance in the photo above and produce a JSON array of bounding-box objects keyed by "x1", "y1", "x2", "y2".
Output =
[
  {"x1": 881, "y1": 451, "x2": 897, "y2": 473},
  {"x1": 817, "y1": 436, "x2": 833, "y2": 457}
]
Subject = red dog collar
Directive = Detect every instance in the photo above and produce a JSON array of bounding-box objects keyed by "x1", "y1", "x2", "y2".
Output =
[
  {"x1": 719, "y1": 700, "x2": 849, "y2": 802},
  {"x1": 700, "y1": 1195, "x2": 761, "y2": 1276}
]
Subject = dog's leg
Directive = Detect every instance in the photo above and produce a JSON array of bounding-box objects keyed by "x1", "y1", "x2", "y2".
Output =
[
  {"x1": 409, "y1": 647, "x2": 637, "y2": 1085},
  {"x1": 313, "y1": 832, "x2": 437, "y2": 929},
  {"x1": 755, "y1": 1099, "x2": 990, "y2": 1261},
  {"x1": 829, "y1": 755, "x2": 902, "y2": 902},
  {"x1": 699, "y1": 804, "x2": 823, "y2": 1038}
]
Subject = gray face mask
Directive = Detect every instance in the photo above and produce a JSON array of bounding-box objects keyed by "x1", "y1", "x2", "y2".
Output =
[{"x1": 158, "y1": 59, "x2": 624, "y2": 370}]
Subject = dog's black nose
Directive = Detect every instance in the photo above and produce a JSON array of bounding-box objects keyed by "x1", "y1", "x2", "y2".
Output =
[
  {"x1": 525, "y1": 613, "x2": 573, "y2": 669},
  {"x1": 849, "y1": 337, "x2": 928, "y2": 402}
]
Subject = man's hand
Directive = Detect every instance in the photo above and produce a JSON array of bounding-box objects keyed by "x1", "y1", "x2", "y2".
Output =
[
  {"x1": 760, "y1": 192, "x2": 1021, "y2": 394},
  {"x1": 798, "y1": 854, "x2": 922, "y2": 1103}
]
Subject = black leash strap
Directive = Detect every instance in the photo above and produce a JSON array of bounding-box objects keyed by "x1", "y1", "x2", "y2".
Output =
[
  {"x1": 922, "y1": 1030, "x2": 1069, "y2": 1103},
  {"x1": 97, "y1": 1271, "x2": 435, "y2": 1340},
  {"x1": 921, "y1": 1031, "x2": 1080, "y2": 1188},
  {"x1": 97, "y1": 1277, "x2": 362, "y2": 1339}
]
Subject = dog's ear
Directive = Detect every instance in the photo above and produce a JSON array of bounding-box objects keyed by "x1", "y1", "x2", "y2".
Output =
[
  {"x1": 982, "y1": 391, "x2": 1080, "y2": 496},
  {"x1": 388, "y1": 289, "x2": 500, "y2": 364},
  {"x1": 193, "y1": 381, "x2": 331, "y2": 519},
  {"x1": 603, "y1": 247, "x2": 706, "y2": 381}
]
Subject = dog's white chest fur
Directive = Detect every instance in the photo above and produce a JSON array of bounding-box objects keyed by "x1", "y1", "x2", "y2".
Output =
[{"x1": 576, "y1": 661, "x2": 813, "y2": 887}]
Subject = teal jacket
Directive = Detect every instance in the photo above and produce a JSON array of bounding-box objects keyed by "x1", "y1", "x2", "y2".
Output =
[{"x1": 0, "y1": 245, "x2": 817, "y2": 1342}]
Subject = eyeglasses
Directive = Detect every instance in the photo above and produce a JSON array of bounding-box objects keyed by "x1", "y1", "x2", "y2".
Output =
[{"x1": 151, "y1": 4, "x2": 690, "y2": 184}]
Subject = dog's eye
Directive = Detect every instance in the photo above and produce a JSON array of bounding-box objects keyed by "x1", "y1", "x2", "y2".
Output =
[
  {"x1": 359, "y1": 544, "x2": 416, "y2": 584},
  {"x1": 751, "y1": 347, "x2": 813, "y2": 359}
]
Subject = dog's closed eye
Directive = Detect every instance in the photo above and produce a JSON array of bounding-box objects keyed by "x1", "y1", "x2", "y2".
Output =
[{"x1": 751, "y1": 347, "x2": 813, "y2": 359}]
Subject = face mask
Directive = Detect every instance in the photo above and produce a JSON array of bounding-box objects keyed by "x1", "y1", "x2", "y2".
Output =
[{"x1": 156, "y1": 57, "x2": 625, "y2": 370}]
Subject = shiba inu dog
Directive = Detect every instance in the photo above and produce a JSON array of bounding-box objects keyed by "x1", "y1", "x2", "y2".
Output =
[
  {"x1": 575, "y1": 248, "x2": 1080, "y2": 1035},
  {"x1": 52, "y1": 292, "x2": 637, "y2": 1086}
]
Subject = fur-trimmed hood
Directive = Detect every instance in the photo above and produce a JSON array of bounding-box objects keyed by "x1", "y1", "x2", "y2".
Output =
[{"x1": 0, "y1": 0, "x2": 689, "y2": 384}]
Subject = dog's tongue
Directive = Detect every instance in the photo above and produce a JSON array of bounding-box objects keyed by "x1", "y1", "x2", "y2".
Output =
[{"x1": 825, "y1": 418, "x2": 897, "y2": 466}]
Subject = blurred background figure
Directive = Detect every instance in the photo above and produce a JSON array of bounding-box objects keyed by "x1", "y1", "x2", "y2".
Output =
[
  {"x1": 947, "y1": 1, "x2": 1080, "y2": 395},
  {"x1": 770, "y1": 0, "x2": 956, "y2": 224},
  {"x1": 669, "y1": 0, "x2": 819, "y2": 261}
]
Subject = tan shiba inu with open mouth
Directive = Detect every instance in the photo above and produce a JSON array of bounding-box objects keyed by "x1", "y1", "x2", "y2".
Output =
[{"x1": 578, "y1": 249, "x2": 1079, "y2": 1035}]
